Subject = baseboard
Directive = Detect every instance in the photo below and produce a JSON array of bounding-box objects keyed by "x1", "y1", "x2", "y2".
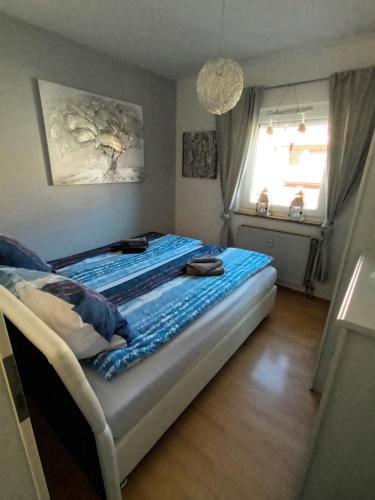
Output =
[{"x1": 277, "y1": 284, "x2": 331, "y2": 305}]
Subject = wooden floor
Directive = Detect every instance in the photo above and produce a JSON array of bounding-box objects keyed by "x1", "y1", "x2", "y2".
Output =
[{"x1": 34, "y1": 289, "x2": 329, "y2": 500}]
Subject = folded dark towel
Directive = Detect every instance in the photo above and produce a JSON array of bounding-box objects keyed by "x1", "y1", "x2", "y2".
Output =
[
  {"x1": 121, "y1": 246, "x2": 147, "y2": 254},
  {"x1": 186, "y1": 256, "x2": 224, "y2": 276},
  {"x1": 122, "y1": 237, "x2": 148, "y2": 248},
  {"x1": 109, "y1": 237, "x2": 149, "y2": 254}
]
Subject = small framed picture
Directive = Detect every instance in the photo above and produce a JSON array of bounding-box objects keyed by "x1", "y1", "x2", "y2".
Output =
[{"x1": 182, "y1": 131, "x2": 217, "y2": 179}]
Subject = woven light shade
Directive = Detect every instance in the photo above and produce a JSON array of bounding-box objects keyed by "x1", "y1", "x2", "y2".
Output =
[{"x1": 197, "y1": 57, "x2": 244, "y2": 115}]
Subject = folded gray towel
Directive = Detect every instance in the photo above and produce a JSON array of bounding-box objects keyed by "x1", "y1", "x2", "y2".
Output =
[
  {"x1": 189, "y1": 256, "x2": 223, "y2": 265},
  {"x1": 186, "y1": 256, "x2": 224, "y2": 276},
  {"x1": 186, "y1": 265, "x2": 224, "y2": 276}
]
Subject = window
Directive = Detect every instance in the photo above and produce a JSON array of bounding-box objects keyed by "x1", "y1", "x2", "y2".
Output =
[{"x1": 238, "y1": 82, "x2": 329, "y2": 222}]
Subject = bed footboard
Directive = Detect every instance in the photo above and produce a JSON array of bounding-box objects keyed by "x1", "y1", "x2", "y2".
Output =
[
  {"x1": 8, "y1": 321, "x2": 106, "y2": 497},
  {"x1": 0, "y1": 286, "x2": 121, "y2": 500},
  {"x1": 115, "y1": 285, "x2": 277, "y2": 479},
  {"x1": 0, "y1": 282, "x2": 276, "y2": 499}
]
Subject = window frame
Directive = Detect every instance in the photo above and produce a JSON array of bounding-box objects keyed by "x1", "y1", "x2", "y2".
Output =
[{"x1": 237, "y1": 83, "x2": 329, "y2": 224}]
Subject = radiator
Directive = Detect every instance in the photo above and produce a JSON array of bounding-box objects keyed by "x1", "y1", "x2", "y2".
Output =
[{"x1": 237, "y1": 224, "x2": 315, "y2": 291}]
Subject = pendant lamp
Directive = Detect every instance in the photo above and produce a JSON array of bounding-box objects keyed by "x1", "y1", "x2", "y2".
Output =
[{"x1": 196, "y1": 0, "x2": 243, "y2": 115}]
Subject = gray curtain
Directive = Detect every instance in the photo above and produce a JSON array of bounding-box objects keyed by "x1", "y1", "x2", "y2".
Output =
[
  {"x1": 313, "y1": 66, "x2": 375, "y2": 283},
  {"x1": 216, "y1": 87, "x2": 263, "y2": 246}
]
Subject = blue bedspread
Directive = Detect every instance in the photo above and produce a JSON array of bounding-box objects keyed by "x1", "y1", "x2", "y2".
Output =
[
  {"x1": 59, "y1": 234, "x2": 202, "y2": 291},
  {"x1": 92, "y1": 247, "x2": 272, "y2": 380},
  {"x1": 102, "y1": 243, "x2": 223, "y2": 307},
  {"x1": 58, "y1": 233, "x2": 272, "y2": 380}
]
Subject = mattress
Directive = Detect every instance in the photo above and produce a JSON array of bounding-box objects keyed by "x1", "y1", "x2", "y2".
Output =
[{"x1": 82, "y1": 266, "x2": 277, "y2": 439}]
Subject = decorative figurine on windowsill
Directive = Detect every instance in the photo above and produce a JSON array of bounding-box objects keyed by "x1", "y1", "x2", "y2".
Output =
[
  {"x1": 256, "y1": 188, "x2": 271, "y2": 216},
  {"x1": 289, "y1": 189, "x2": 304, "y2": 221}
]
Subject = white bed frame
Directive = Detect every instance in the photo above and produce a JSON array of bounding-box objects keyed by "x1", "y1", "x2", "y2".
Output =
[{"x1": 0, "y1": 284, "x2": 276, "y2": 499}]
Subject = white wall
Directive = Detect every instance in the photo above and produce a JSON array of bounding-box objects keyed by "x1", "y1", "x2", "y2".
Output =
[
  {"x1": 313, "y1": 133, "x2": 375, "y2": 391},
  {"x1": 0, "y1": 15, "x2": 176, "y2": 260},
  {"x1": 0, "y1": 358, "x2": 39, "y2": 499},
  {"x1": 175, "y1": 34, "x2": 375, "y2": 299}
]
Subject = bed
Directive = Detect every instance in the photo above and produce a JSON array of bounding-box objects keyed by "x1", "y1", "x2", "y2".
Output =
[{"x1": 0, "y1": 233, "x2": 277, "y2": 499}]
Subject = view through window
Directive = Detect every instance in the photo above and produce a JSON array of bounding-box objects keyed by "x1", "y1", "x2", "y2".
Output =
[{"x1": 248, "y1": 122, "x2": 328, "y2": 217}]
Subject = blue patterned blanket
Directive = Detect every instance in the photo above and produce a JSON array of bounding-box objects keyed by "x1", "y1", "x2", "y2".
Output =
[
  {"x1": 58, "y1": 234, "x2": 272, "y2": 380},
  {"x1": 49, "y1": 232, "x2": 164, "y2": 270},
  {"x1": 59, "y1": 234, "x2": 202, "y2": 291},
  {"x1": 102, "y1": 243, "x2": 223, "y2": 307}
]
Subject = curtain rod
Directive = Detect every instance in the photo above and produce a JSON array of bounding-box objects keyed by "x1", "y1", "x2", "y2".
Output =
[{"x1": 265, "y1": 76, "x2": 328, "y2": 90}]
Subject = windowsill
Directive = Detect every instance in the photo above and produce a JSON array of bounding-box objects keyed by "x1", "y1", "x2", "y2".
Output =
[{"x1": 234, "y1": 209, "x2": 322, "y2": 227}]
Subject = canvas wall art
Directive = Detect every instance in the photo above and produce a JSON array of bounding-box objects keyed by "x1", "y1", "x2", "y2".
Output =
[
  {"x1": 182, "y1": 131, "x2": 217, "y2": 179},
  {"x1": 38, "y1": 80, "x2": 144, "y2": 185}
]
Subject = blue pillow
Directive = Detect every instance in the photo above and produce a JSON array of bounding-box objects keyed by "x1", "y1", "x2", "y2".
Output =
[
  {"x1": 41, "y1": 278, "x2": 129, "y2": 342},
  {"x1": 0, "y1": 235, "x2": 52, "y2": 272},
  {"x1": 0, "y1": 266, "x2": 129, "y2": 359}
]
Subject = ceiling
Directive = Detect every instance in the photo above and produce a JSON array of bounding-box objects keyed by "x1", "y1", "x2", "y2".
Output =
[{"x1": 1, "y1": 0, "x2": 375, "y2": 80}]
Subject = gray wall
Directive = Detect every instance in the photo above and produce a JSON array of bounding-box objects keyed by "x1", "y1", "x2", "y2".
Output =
[{"x1": 0, "y1": 15, "x2": 176, "y2": 260}]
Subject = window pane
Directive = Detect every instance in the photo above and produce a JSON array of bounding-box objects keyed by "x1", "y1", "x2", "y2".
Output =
[{"x1": 249, "y1": 123, "x2": 328, "y2": 211}]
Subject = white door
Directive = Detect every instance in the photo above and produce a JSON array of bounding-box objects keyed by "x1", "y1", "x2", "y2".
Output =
[{"x1": 0, "y1": 313, "x2": 49, "y2": 500}]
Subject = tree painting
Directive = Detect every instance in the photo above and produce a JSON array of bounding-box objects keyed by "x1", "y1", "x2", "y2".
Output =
[{"x1": 39, "y1": 80, "x2": 144, "y2": 185}]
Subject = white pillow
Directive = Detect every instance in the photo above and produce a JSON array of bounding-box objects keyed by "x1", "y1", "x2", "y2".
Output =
[
  {"x1": 0, "y1": 266, "x2": 127, "y2": 359},
  {"x1": 19, "y1": 284, "x2": 126, "y2": 358}
]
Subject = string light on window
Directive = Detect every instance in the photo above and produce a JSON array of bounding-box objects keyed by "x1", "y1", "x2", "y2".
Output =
[
  {"x1": 298, "y1": 112, "x2": 306, "y2": 133},
  {"x1": 266, "y1": 119, "x2": 273, "y2": 135},
  {"x1": 267, "y1": 85, "x2": 312, "y2": 134}
]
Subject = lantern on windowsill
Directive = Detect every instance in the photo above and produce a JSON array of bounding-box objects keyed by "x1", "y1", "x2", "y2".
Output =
[
  {"x1": 288, "y1": 189, "x2": 304, "y2": 221},
  {"x1": 256, "y1": 188, "x2": 271, "y2": 216}
]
